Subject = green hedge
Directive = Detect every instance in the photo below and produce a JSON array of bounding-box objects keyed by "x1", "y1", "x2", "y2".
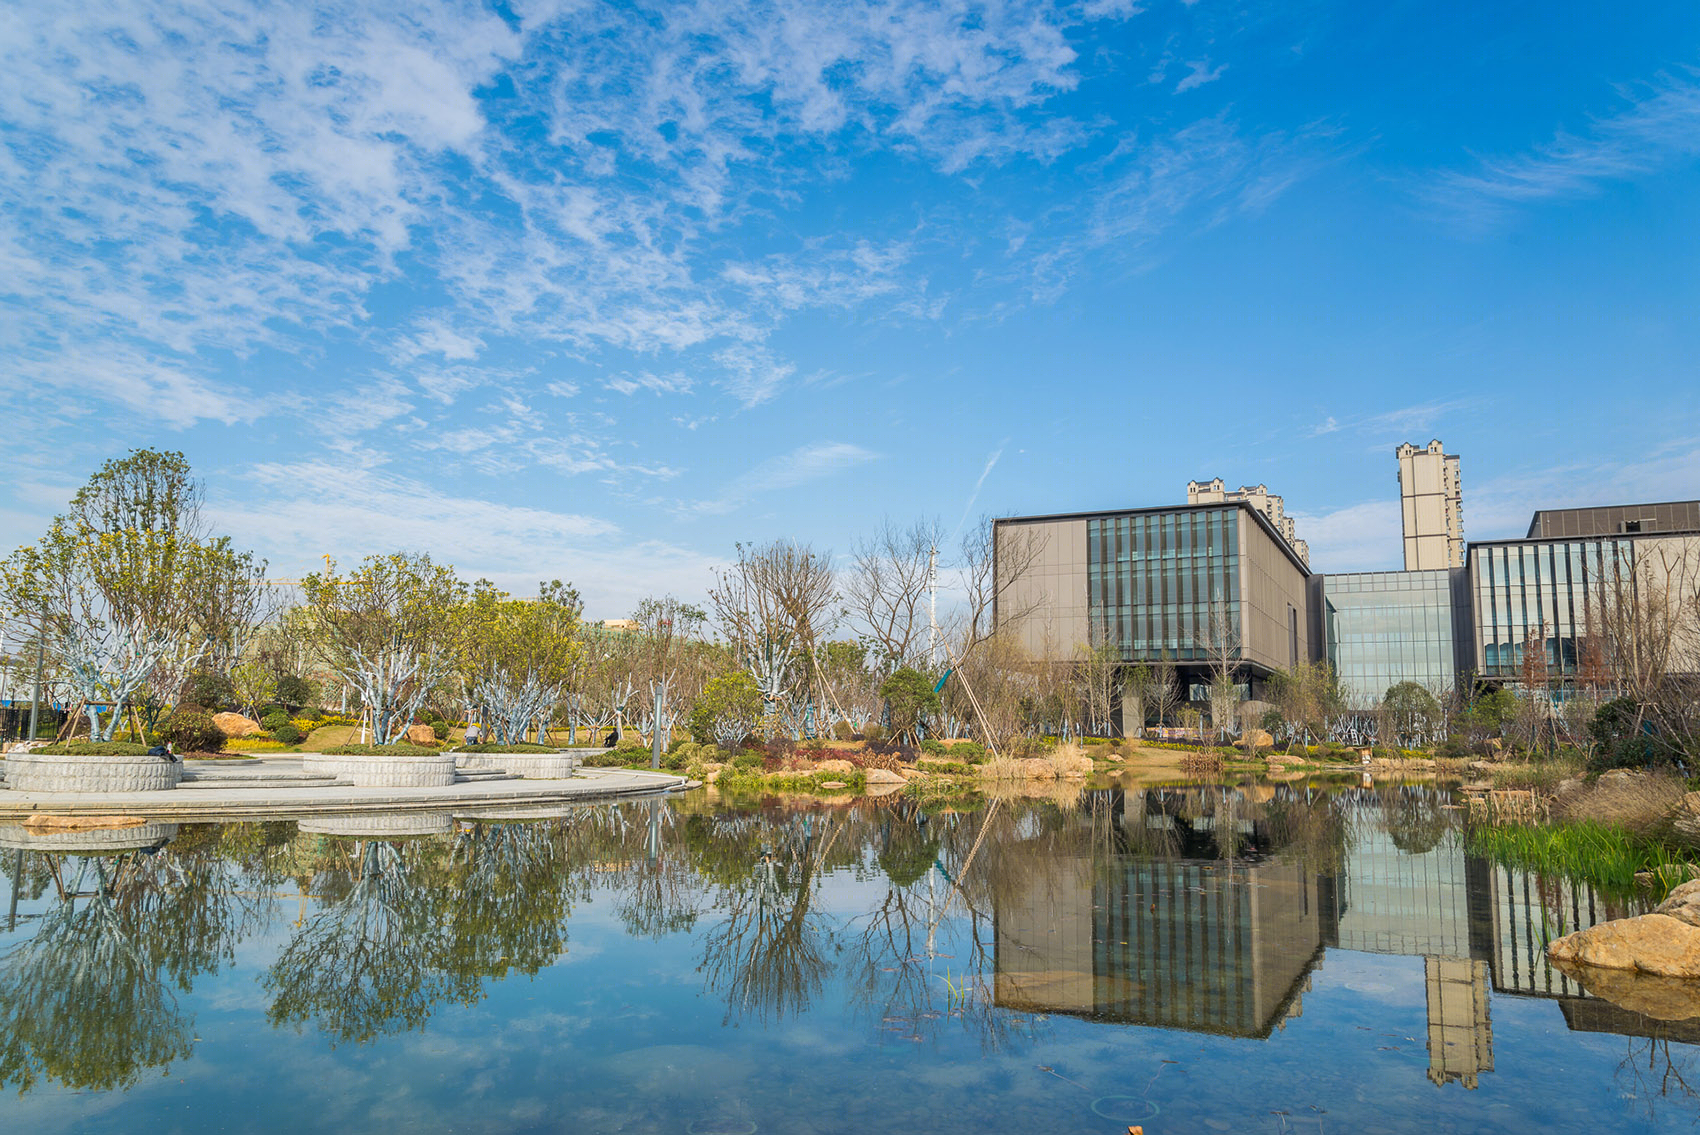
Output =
[
  {"x1": 322, "y1": 743, "x2": 439, "y2": 756},
  {"x1": 459, "y1": 742, "x2": 556, "y2": 753},
  {"x1": 31, "y1": 741, "x2": 156, "y2": 756}
]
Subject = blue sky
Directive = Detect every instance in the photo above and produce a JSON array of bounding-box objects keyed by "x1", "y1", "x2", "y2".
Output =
[{"x1": 2, "y1": 0, "x2": 1696, "y2": 616}]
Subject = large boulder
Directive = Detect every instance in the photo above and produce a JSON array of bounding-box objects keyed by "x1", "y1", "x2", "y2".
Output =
[
  {"x1": 1671, "y1": 792, "x2": 1700, "y2": 842},
  {"x1": 1018, "y1": 758, "x2": 1059, "y2": 780},
  {"x1": 1547, "y1": 881, "x2": 1700, "y2": 977},
  {"x1": 864, "y1": 768, "x2": 905, "y2": 786},
  {"x1": 1242, "y1": 729, "x2": 1274, "y2": 749},
  {"x1": 212, "y1": 712, "x2": 263, "y2": 738},
  {"x1": 404, "y1": 724, "x2": 439, "y2": 746},
  {"x1": 813, "y1": 758, "x2": 857, "y2": 774}
]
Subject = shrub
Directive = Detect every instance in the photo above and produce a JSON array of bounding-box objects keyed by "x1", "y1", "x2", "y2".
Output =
[
  {"x1": 947, "y1": 741, "x2": 988, "y2": 763},
  {"x1": 431, "y1": 721, "x2": 448, "y2": 741},
  {"x1": 272, "y1": 723, "x2": 304, "y2": 745},
  {"x1": 182, "y1": 670, "x2": 234, "y2": 710},
  {"x1": 731, "y1": 750, "x2": 766, "y2": 771},
  {"x1": 879, "y1": 667, "x2": 941, "y2": 744},
  {"x1": 275, "y1": 675, "x2": 314, "y2": 709},
  {"x1": 35, "y1": 741, "x2": 155, "y2": 756},
  {"x1": 322, "y1": 743, "x2": 438, "y2": 756},
  {"x1": 297, "y1": 706, "x2": 325, "y2": 722},
  {"x1": 832, "y1": 720, "x2": 856, "y2": 741},
  {"x1": 921, "y1": 739, "x2": 948, "y2": 755},
  {"x1": 166, "y1": 710, "x2": 226, "y2": 753},
  {"x1": 261, "y1": 710, "x2": 289, "y2": 732},
  {"x1": 861, "y1": 723, "x2": 886, "y2": 744},
  {"x1": 915, "y1": 758, "x2": 972, "y2": 775}
]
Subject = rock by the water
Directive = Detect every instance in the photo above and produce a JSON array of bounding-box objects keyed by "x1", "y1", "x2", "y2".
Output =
[
  {"x1": 1547, "y1": 883, "x2": 1700, "y2": 976},
  {"x1": 864, "y1": 768, "x2": 905, "y2": 785},
  {"x1": 818, "y1": 780, "x2": 847, "y2": 789},
  {"x1": 1018, "y1": 758, "x2": 1059, "y2": 780},
  {"x1": 813, "y1": 758, "x2": 856, "y2": 774},
  {"x1": 1657, "y1": 880, "x2": 1700, "y2": 927},
  {"x1": 212, "y1": 712, "x2": 263, "y2": 738},
  {"x1": 1672, "y1": 792, "x2": 1700, "y2": 841}
]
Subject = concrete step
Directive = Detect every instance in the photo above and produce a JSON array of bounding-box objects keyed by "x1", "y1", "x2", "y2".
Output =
[
  {"x1": 456, "y1": 770, "x2": 519, "y2": 783},
  {"x1": 179, "y1": 775, "x2": 345, "y2": 790}
]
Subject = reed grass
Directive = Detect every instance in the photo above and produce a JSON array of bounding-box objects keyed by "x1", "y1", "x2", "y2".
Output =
[{"x1": 1470, "y1": 820, "x2": 1694, "y2": 897}]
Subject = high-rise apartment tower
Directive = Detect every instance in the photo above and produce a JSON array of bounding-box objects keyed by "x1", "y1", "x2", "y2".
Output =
[
  {"x1": 1396, "y1": 440, "x2": 1463, "y2": 570},
  {"x1": 1185, "y1": 478, "x2": 1310, "y2": 567}
]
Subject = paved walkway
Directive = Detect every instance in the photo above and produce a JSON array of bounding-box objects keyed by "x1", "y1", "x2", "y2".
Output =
[{"x1": 0, "y1": 757, "x2": 691, "y2": 820}]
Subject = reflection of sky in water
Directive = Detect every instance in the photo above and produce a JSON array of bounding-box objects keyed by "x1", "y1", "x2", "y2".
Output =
[{"x1": 0, "y1": 790, "x2": 1693, "y2": 1133}]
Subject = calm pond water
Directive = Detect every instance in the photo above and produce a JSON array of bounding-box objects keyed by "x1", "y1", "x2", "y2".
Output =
[{"x1": 0, "y1": 780, "x2": 1693, "y2": 1133}]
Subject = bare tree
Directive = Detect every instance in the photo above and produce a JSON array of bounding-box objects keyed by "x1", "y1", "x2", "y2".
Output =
[
  {"x1": 1073, "y1": 626, "x2": 1119, "y2": 738},
  {"x1": 1195, "y1": 598, "x2": 1242, "y2": 744},
  {"x1": 957, "y1": 518, "x2": 1046, "y2": 661},
  {"x1": 1146, "y1": 659, "x2": 1180, "y2": 731},
  {"x1": 707, "y1": 541, "x2": 838, "y2": 739},
  {"x1": 844, "y1": 517, "x2": 943, "y2": 673}
]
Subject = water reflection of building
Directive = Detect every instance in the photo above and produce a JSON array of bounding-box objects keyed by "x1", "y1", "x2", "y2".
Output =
[
  {"x1": 988, "y1": 788, "x2": 1661, "y2": 1089},
  {"x1": 1424, "y1": 957, "x2": 1493, "y2": 1088},
  {"x1": 995, "y1": 856, "x2": 1328, "y2": 1038},
  {"x1": 994, "y1": 789, "x2": 1334, "y2": 1039}
]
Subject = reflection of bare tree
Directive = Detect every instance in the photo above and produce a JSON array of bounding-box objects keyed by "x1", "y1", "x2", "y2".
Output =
[
  {"x1": 1616, "y1": 1035, "x2": 1700, "y2": 1127},
  {"x1": 612, "y1": 800, "x2": 701, "y2": 939},
  {"x1": 698, "y1": 814, "x2": 838, "y2": 1023},
  {"x1": 266, "y1": 841, "x2": 476, "y2": 1044},
  {"x1": 0, "y1": 857, "x2": 194, "y2": 1093}
]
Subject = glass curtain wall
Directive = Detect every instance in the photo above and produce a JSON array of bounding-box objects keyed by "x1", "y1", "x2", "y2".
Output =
[
  {"x1": 1470, "y1": 538, "x2": 1633, "y2": 679},
  {"x1": 1086, "y1": 508, "x2": 1240, "y2": 662},
  {"x1": 1321, "y1": 571, "x2": 1457, "y2": 705}
]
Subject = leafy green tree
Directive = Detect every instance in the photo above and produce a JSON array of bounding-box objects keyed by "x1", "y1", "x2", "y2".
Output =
[
  {"x1": 0, "y1": 449, "x2": 266, "y2": 742},
  {"x1": 689, "y1": 671, "x2": 763, "y2": 748},
  {"x1": 879, "y1": 666, "x2": 940, "y2": 745},
  {"x1": 275, "y1": 674, "x2": 314, "y2": 710},
  {"x1": 1382, "y1": 681, "x2": 1443, "y2": 748},
  {"x1": 300, "y1": 553, "x2": 465, "y2": 745},
  {"x1": 460, "y1": 579, "x2": 582, "y2": 744}
]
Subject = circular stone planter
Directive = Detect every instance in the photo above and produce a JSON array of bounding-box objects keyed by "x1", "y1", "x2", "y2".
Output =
[
  {"x1": 301, "y1": 753, "x2": 349, "y2": 779},
  {"x1": 0, "y1": 821, "x2": 179, "y2": 852},
  {"x1": 327, "y1": 753, "x2": 458, "y2": 788},
  {"x1": 2, "y1": 751, "x2": 184, "y2": 794},
  {"x1": 300, "y1": 753, "x2": 457, "y2": 786},
  {"x1": 298, "y1": 812, "x2": 454, "y2": 839},
  {"x1": 458, "y1": 752, "x2": 579, "y2": 779}
]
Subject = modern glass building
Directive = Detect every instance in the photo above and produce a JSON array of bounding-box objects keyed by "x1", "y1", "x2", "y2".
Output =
[
  {"x1": 1315, "y1": 570, "x2": 1470, "y2": 705},
  {"x1": 1467, "y1": 539, "x2": 1630, "y2": 680},
  {"x1": 1085, "y1": 507, "x2": 1241, "y2": 661},
  {"x1": 994, "y1": 502, "x2": 1311, "y2": 699}
]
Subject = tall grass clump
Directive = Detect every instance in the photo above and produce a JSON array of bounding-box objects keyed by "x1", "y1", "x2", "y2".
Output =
[{"x1": 1470, "y1": 820, "x2": 1694, "y2": 897}]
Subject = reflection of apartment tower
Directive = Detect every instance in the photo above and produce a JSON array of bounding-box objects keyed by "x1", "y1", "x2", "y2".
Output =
[
  {"x1": 1396, "y1": 441, "x2": 1463, "y2": 570},
  {"x1": 1186, "y1": 478, "x2": 1310, "y2": 567},
  {"x1": 1424, "y1": 957, "x2": 1493, "y2": 1089}
]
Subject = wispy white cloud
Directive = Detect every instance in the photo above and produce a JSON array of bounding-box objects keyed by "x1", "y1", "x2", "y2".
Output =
[
  {"x1": 681, "y1": 441, "x2": 878, "y2": 516},
  {"x1": 1290, "y1": 500, "x2": 1402, "y2": 572},
  {"x1": 954, "y1": 442, "x2": 1008, "y2": 537},
  {"x1": 217, "y1": 460, "x2": 716, "y2": 614},
  {"x1": 1174, "y1": 59, "x2": 1227, "y2": 93},
  {"x1": 1427, "y1": 68, "x2": 1700, "y2": 224}
]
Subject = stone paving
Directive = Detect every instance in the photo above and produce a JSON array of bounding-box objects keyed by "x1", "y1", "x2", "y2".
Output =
[{"x1": 0, "y1": 754, "x2": 690, "y2": 820}]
